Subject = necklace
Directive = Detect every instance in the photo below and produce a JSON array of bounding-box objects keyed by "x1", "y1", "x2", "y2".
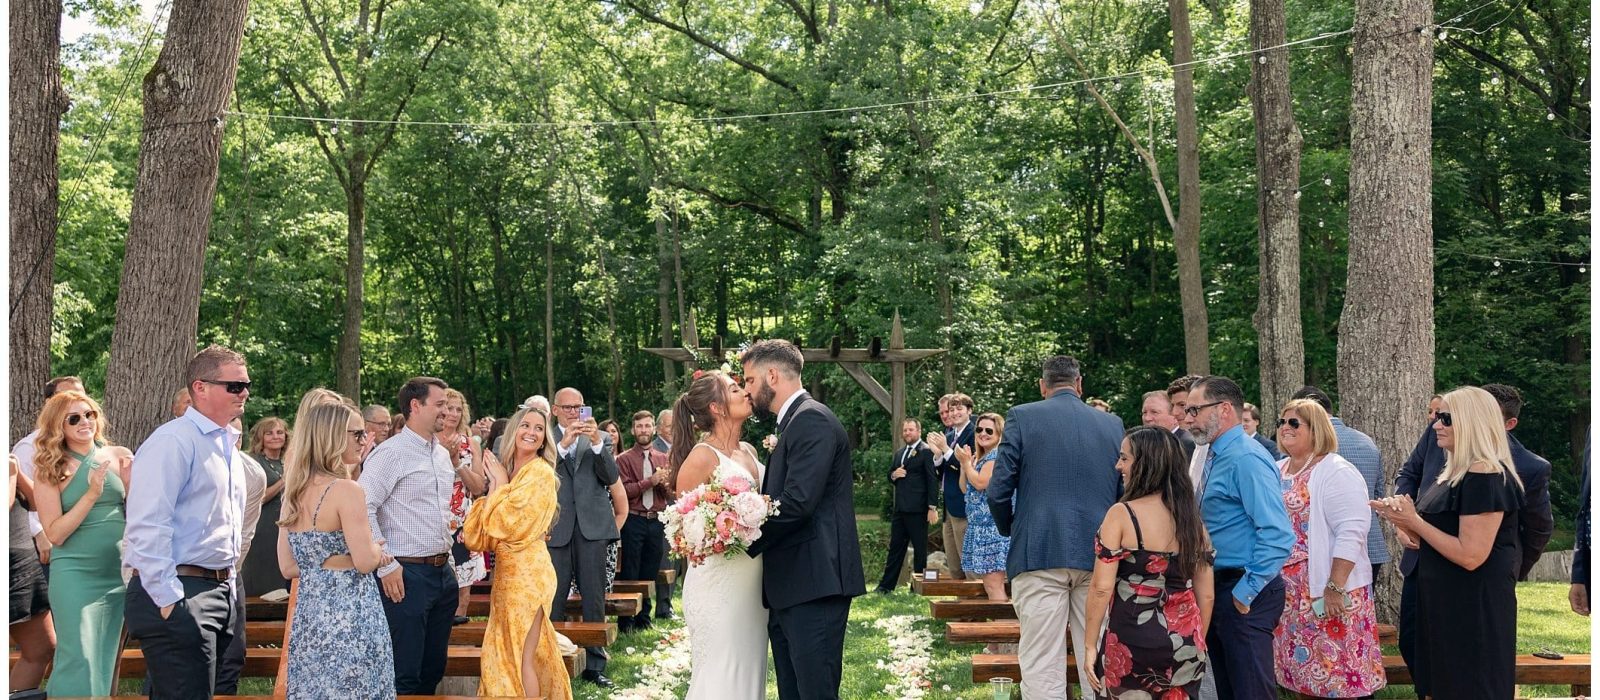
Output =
[{"x1": 1287, "y1": 454, "x2": 1316, "y2": 476}]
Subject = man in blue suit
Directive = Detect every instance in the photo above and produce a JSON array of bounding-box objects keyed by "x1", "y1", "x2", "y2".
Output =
[{"x1": 989, "y1": 356, "x2": 1122, "y2": 699}]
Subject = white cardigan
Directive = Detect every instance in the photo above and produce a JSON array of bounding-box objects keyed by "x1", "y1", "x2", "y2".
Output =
[{"x1": 1278, "y1": 453, "x2": 1373, "y2": 596}]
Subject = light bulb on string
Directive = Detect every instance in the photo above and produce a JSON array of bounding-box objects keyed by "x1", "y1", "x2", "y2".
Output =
[
  {"x1": 1258, "y1": 55, "x2": 1267, "y2": 64},
  {"x1": 1547, "y1": 113, "x2": 1556, "y2": 121},
  {"x1": 1493, "y1": 259, "x2": 1502, "y2": 267},
  {"x1": 1490, "y1": 75, "x2": 1501, "y2": 86},
  {"x1": 1581, "y1": 265, "x2": 1588, "y2": 274},
  {"x1": 1293, "y1": 190, "x2": 1302, "y2": 200},
  {"x1": 1323, "y1": 177, "x2": 1332, "y2": 186}
]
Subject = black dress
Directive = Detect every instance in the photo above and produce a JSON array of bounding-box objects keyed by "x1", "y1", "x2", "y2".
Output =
[
  {"x1": 1415, "y1": 469, "x2": 1523, "y2": 700},
  {"x1": 1093, "y1": 503, "x2": 1211, "y2": 698},
  {"x1": 241, "y1": 454, "x2": 289, "y2": 596},
  {"x1": 8, "y1": 497, "x2": 49, "y2": 623}
]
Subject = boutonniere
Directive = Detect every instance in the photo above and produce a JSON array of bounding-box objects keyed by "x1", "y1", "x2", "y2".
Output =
[{"x1": 762, "y1": 434, "x2": 779, "y2": 452}]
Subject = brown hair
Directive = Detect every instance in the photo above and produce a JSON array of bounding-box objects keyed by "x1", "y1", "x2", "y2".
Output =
[
  {"x1": 44, "y1": 376, "x2": 83, "y2": 398},
  {"x1": 668, "y1": 372, "x2": 734, "y2": 489},
  {"x1": 248, "y1": 416, "x2": 290, "y2": 456},
  {"x1": 1281, "y1": 399, "x2": 1338, "y2": 457},
  {"x1": 186, "y1": 344, "x2": 246, "y2": 388},
  {"x1": 974, "y1": 413, "x2": 1005, "y2": 460},
  {"x1": 1121, "y1": 425, "x2": 1207, "y2": 578},
  {"x1": 33, "y1": 391, "x2": 112, "y2": 485},
  {"x1": 631, "y1": 410, "x2": 655, "y2": 426}
]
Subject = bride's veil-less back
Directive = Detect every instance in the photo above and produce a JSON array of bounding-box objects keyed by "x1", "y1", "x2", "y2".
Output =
[{"x1": 682, "y1": 443, "x2": 769, "y2": 699}]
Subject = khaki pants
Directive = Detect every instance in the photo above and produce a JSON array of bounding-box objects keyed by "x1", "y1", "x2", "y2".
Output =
[
  {"x1": 1012, "y1": 568, "x2": 1093, "y2": 700},
  {"x1": 940, "y1": 515, "x2": 968, "y2": 579}
]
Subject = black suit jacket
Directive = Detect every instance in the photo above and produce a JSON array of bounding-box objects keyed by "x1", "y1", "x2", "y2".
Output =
[
  {"x1": 1173, "y1": 426, "x2": 1196, "y2": 460},
  {"x1": 1574, "y1": 436, "x2": 1590, "y2": 587},
  {"x1": 747, "y1": 393, "x2": 866, "y2": 610},
  {"x1": 1395, "y1": 425, "x2": 1554, "y2": 580},
  {"x1": 889, "y1": 441, "x2": 937, "y2": 514},
  {"x1": 549, "y1": 424, "x2": 622, "y2": 547}
]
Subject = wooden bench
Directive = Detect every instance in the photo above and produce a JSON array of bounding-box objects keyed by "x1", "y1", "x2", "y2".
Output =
[
  {"x1": 946, "y1": 621, "x2": 1398, "y2": 646},
  {"x1": 248, "y1": 592, "x2": 642, "y2": 620},
  {"x1": 237, "y1": 619, "x2": 617, "y2": 648},
  {"x1": 911, "y1": 576, "x2": 1007, "y2": 597},
  {"x1": 970, "y1": 653, "x2": 1591, "y2": 694},
  {"x1": 930, "y1": 598, "x2": 1016, "y2": 620},
  {"x1": 471, "y1": 569, "x2": 678, "y2": 594},
  {"x1": 610, "y1": 580, "x2": 656, "y2": 596},
  {"x1": 14, "y1": 646, "x2": 585, "y2": 681}
]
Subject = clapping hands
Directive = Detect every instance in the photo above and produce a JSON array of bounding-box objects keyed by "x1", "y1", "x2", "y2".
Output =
[
  {"x1": 954, "y1": 444, "x2": 974, "y2": 468},
  {"x1": 925, "y1": 432, "x2": 948, "y2": 455}
]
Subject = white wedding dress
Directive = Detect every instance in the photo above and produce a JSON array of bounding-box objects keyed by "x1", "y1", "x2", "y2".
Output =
[{"x1": 682, "y1": 444, "x2": 769, "y2": 699}]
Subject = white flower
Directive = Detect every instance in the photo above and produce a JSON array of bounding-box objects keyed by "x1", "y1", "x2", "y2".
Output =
[
  {"x1": 732, "y1": 491, "x2": 770, "y2": 528},
  {"x1": 681, "y1": 515, "x2": 706, "y2": 550}
]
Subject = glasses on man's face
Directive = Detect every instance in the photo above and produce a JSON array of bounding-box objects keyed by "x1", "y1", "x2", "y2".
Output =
[
  {"x1": 1184, "y1": 400, "x2": 1224, "y2": 418},
  {"x1": 348, "y1": 429, "x2": 370, "y2": 443},
  {"x1": 975, "y1": 426, "x2": 997, "y2": 436},
  {"x1": 1435, "y1": 411, "x2": 1453, "y2": 427},
  {"x1": 200, "y1": 379, "x2": 251, "y2": 394},
  {"x1": 1276, "y1": 417, "x2": 1303, "y2": 430},
  {"x1": 65, "y1": 410, "x2": 99, "y2": 426},
  {"x1": 555, "y1": 404, "x2": 583, "y2": 412}
]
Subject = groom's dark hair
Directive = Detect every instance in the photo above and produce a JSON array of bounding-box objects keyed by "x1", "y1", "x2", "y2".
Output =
[{"x1": 741, "y1": 340, "x2": 804, "y2": 379}]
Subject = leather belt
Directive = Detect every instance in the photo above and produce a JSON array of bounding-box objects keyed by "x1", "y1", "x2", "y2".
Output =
[
  {"x1": 395, "y1": 554, "x2": 450, "y2": 566},
  {"x1": 630, "y1": 511, "x2": 662, "y2": 520},
  {"x1": 175, "y1": 565, "x2": 232, "y2": 581}
]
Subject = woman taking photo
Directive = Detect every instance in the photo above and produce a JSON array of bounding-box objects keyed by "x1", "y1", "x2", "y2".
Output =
[
  {"x1": 1083, "y1": 426, "x2": 1214, "y2": 698},
  {"x1": 465, "y1": 406, "x2": 572, "y2": 699},
  {"x1": 31, "y1": 390, "x2": 128, "y2": 696},
  {"x1": 1272, "y1": 400, "x2": 1384, "y2": 698},
  {"x1": 954, "y1": 412, "x2": 1012, "y2": 604},
  {"x1": 243, "y1": 417, "x2": 290, "y2": 596},
  {"x1": 278, "y1": 402, "x2": 393, "y2": 696},
  {"x1": 1374, "y1": 386, "x2": 1524, "y2": 700}
]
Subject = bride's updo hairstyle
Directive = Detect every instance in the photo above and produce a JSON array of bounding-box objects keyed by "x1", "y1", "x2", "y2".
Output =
[{"x1": 668, "y1": 370, "x2": 732, "y2": 492}]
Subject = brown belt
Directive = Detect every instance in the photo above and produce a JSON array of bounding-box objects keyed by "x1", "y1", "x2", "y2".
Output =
[
  {"x1": 394, "y1": 554, "x2": 450, "y2": 567},
  {"x1": 175, "y1": 565, "x2": 232, "y2": 581}
]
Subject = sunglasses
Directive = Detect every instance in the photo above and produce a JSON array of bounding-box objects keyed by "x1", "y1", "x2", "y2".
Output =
[
  {"x1": 975, "y1": 427, "x2": 997, "y2": 436},
  {"x1": 65, "y1": 410, "x2": 99, "y2": 426},
  {"x1": 1435, "y1": 411, "x2": 1453, "y2": 427},
  {"x1": 200, "y1": 379, "x2": 251, "y2": 394},
  {"x1": 1184, "y1": 400, "x2": 1224, "y2": 417},
  {"x1": 347, "y1": 429, "x2": 370, "y2": 442},
  {"x1": 1276, "y1": 417, "x2": 1303, "y2": 430}
]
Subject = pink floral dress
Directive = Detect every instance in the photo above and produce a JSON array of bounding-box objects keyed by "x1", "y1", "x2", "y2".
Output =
[
  {"x1": 1093, "y1": 503, "x2": 1210, "y2": 698},
  {"x1": 1273, "y1": 460, "x2": 1386, "y2": 697}
]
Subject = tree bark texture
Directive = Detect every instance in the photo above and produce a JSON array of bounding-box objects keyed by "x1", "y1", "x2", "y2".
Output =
[
  {"x1": 1248, "y1": 0, "x2": 1305, "y2": 429},
  {"x1": 1340, "y1": 0, "x2": 1434, "y2": 624},
  {"x1": 105, "y1": 0, "x2": 250, "y2": 447},
  {"x1": 9, "y1": 0, "x2": 69, "y2": 443},
  {"x1": 337, "y1": 168, "x2": 367, "y2": 400},
  {"x1": 1170, "y1": 0, "x2": 1210, "y2": 375}
]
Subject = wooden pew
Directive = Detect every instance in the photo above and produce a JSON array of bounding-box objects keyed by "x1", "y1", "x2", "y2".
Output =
[
  {"x1": 247, "y1": 592, "x2": 643, "y2": 620},
  {"x1": 472, "y1": 569, "x2": 678, "y2": 594},
  {"x1": 911, "y1": 576, "x2": 1008, "y2": 597},
  {"x1": 969, "y1": 653, "x2": 1591, "y2": 694},
  {"x1": 238, "y1": 619, "x2": 618, "y2": 648},
  {"x1": 13, "y1": 647, "x2": 586, "y2": 681},
  {"x1": 930, "y1": 598, "x2": 1016, "y2": 620},
  {"x1": 610, "y1": 580, "x2": 655, "y2": 596},
  {"x1": 945, "y1": 621, "x2": 1398, "y2": 646}
]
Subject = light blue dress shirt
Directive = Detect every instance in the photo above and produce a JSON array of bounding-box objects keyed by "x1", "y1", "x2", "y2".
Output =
[
  {"x1": 1200, "y1": 424, "x2": 1294, "y2": 607},
  {"x1": 123, "y1": 408, "x2": 246, "y2": 607}
]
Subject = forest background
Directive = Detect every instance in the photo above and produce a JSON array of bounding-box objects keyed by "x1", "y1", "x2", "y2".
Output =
[{"x1": 21, "y1": 0, "x2": 1590, "y2": 535}]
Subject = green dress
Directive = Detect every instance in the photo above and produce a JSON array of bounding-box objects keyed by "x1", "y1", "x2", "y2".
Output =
[{"x1": 47, "y1": 448, "x2": 127, "y2": 697}]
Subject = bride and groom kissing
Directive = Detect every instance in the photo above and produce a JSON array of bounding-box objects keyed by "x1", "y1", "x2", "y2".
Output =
[{"x1": 666, "y1": 339, "x2": 866, "y2": 699}]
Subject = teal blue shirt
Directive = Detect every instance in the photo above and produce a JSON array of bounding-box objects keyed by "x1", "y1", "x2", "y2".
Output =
[{"x1": 1200, "y1": 424, "x2": 1294, "y2": 607}]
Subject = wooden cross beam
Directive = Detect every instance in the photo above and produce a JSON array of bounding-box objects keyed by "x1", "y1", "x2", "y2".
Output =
[{"x1": 642, "y1": 312, "x2": 947, "y2": 441}]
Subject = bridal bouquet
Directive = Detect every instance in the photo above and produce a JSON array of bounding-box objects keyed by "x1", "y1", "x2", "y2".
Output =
[{"x1": 662, "y1": 473, "x2": 779, "y2": 565}]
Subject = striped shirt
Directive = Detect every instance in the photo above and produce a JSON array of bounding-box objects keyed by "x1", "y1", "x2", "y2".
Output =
[
  {"x1": 359, "y1": 426, "x2": 455, "y2": 578},
  {"x1": 1330, "y1": 417, "x2": 1390, "y2": 566}
]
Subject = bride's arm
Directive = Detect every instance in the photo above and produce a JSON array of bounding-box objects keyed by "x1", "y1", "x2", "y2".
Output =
[{"x1": 674, "y1": 445, "x2": 718, "y2": 494}]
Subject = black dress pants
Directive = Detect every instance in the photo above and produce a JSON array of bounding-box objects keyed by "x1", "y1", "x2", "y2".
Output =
[
  {"x1": 877, "y1": 511, "x2": 929, "y2": 592},
  {"x1": 379, "y1": 561, "x2": 458, "y2": 694},
  {"x1": 769, "y1": 594, "x2": 852, "y2": 700},
  {"x1": 125, "y1": 575, "x2": 236, "y2": 700},
  {"x1": 619, "y1": 513, "x2": 669, "y2": 629},
  {"x1": 550, "y1": 534, "x2": 611, "y2": 672}
]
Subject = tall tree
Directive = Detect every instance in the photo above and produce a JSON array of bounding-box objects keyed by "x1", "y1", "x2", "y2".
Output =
[
  {"x1": 1248, "y1": 0, "x2": 1305, "y2": 424},
  {"x1": 9, "y1": 0, "x2": 70, "y2": 442},
  {"x1": 1170, "y1": 0, "x2": 1210, "y2": 374},
  {"x1": 1341, "y1": 0, "x2": 1435, "y2": 620},
  {"x1": 104, "y1": 0, "x2": 250, "y2": 446}
]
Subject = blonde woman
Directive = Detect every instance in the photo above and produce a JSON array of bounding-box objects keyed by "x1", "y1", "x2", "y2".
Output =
[
  {"x1": 277, "y1": 402, "x2": 393, "y2": 696},
  {"x1": 1373, "y1": 386, "x2": 1524, "y2": 700},
  {"x1": 466, "y1": 406, "x2": 572, "y2": 699},
  {"x1": 243, "y1": 417, "x2": 291, "y2": 595},
  {"x1": 440, "y1": 388, "x2": 491, "y2": 622},
  {"x1": 955, "y1": 413, "x2": 1012, "y2": 602},
  {"x1": 31, "y1": 390, "x2": 127, "y2": 696},
  {"x1": 1271, "y1": 400, "x2": 1384, "y2": 698}
]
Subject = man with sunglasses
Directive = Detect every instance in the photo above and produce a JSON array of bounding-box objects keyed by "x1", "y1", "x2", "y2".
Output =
[
  {"x1": 124, "y1": 345, "x2": 252, "y2": 699},
  {"x1": 1187, "y1": 375, "x2": 1292, "y2": 700}
]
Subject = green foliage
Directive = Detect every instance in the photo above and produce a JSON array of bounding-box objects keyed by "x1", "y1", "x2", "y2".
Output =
[{"x1": 53, "y1": 0, "x2": 1587, "y2": 525}]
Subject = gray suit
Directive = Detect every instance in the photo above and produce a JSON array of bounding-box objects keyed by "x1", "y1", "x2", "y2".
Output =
[{"x1": 548, "y1": 425, "x2": 621, "y2": 673}]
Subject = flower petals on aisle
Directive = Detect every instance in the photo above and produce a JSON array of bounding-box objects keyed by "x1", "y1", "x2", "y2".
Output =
[
  {"x1": 871, "y1": 615, "x2": 936, "y2": 699},
  {"x1": 611, "y1": 627, "x2": 693, "y2": 700}
]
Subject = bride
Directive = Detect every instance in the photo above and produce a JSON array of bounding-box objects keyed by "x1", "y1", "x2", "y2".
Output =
[{"x1": 667, "y1": 371, "x2": 768, "y2": 699}]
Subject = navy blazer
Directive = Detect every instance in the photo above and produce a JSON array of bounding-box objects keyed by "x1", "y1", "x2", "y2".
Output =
[
  {"x1": 989, "y1": 389, "x2": 1124, "y2": 576},
  {"x1": 1394, "y1": 425, "x2": 1553, "y2": 579},
  {"x1": 939, "y1": 422, "x2": 975, "y2": 518},
  {"x1": 1574, "y1": 436, "x2": 1590, "y2": 588}
]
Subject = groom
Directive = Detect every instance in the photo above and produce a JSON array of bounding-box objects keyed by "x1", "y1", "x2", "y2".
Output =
[{"x1": 742, "y1": 340, "x2": 865, "y2": 700}]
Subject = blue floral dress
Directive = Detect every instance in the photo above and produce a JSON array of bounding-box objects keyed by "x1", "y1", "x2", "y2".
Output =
[
  {"x1": 285, "y1": 484, "x2": 395, "y2": 699},
  {"x1": 962, "y1": 451, "x2": 1011, "y2": 574}
]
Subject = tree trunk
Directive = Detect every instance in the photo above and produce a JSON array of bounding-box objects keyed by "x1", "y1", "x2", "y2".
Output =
[
  {"x1": 654, "y1": 194, "x2": 677, "y2": 385},
  {"x1": 1171, "y1": 0, "x2": 1210, "y2": 374},
  {"x1": 9, "y1": 0, "x2": 69, "y2": 443},
  {"x1": 336, "y1": 168, "x2": 367, "y2": 401},
  {"x1": 1248, "y1": 0, "x2": 1305, "y2": 428},
  {"x1": 104, "y1": 0, "x2": 250, "y2": 447},
  {"x1": 1341, "y1": 0, "x2": 1434, "y2": 624},
  {"x1": 545, "y1": 235, "x2": 555, "y2": 396}
]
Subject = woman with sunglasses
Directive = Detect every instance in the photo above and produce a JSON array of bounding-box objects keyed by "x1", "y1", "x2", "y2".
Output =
[
  {"x1": 1373, "y1": 387, "x2": 1524, "y2": 700},
  {"x1": 955, "y1": 413, "x2": 1012, "y2": 609},
  {"x1": 278, "y1": 402, "x2": 395, "y2": 697},
  {"x1": 1270, "y1": 400, "x2": 1385, "y2": 698},
  {"x1": 30, "y1": 390, "x2": 128, "y2": 696}
]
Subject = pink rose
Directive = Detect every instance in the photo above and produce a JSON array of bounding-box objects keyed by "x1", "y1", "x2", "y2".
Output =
[
  {"x1": 703, "y1": 490, "x2": 723, "y2": 505},
  {"x1": 715, "y1": 510, "x2": 738, "y2": 538},
  {"x1": 723, "y1": 474, "x2": 751, "y2": 494}
]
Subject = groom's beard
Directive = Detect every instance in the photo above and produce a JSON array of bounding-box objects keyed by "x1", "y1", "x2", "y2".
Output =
[{"x1": 753, "y1": 384, "x2": 777, "y2": 422}]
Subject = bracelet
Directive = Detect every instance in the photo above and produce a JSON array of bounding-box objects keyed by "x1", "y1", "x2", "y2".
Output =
[{"x1": 1325, "y1": 581, "x2": 1346, "y2": 595}]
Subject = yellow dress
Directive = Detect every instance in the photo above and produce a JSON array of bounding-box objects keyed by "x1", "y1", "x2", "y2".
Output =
[{"x1": 464, "y1": 456, "x2": 572, "y2": 700}]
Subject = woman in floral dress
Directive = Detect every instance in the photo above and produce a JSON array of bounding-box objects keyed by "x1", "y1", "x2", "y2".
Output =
[
  {"x1": 1084, "y1": 426, "x2": 1214, "y2": 699},
  {"x1": 957, "y1": 413, "x2": 1012, "y2": 604}
]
